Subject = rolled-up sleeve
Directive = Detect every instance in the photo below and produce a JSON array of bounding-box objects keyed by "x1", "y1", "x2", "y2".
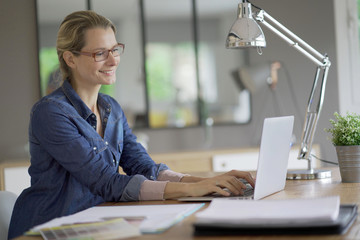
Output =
[
  {"x1": 120, "y1": 175, "x2": 148, "y2": 201},
  {"x1": 138, "y1": 170, "x2": 189, "y2": 200},
  {"x1": 157, "y1": 169, "x2": 189, "y2": 182},
  {"x1": 138, "y1": 180, "x2": 168, "y2": 201},
  {"x1": 119, "y1": 166, "x2": 170, "y2": 201}
]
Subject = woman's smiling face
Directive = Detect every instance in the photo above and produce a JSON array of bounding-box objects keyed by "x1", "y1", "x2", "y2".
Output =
[{"x1": 71, "y1": 27, "x2": 120, "y2": 88}]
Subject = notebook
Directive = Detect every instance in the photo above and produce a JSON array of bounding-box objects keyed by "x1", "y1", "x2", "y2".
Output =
[
  {"x1": 194, "y1": 205, "x2": 358, "y2": 236},
  {"x1": 178, "y1": 115, "x2": 294, "y2": 201}
]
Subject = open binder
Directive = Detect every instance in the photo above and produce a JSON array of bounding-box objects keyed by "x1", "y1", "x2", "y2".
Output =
[{"x1": 194, "y1": 205, "x2": 358, "y2": 236}]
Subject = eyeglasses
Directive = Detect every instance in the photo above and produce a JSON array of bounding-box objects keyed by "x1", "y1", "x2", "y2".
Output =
[{"x1": 73, "y1": 43, "x2": 125, "y2": 62}]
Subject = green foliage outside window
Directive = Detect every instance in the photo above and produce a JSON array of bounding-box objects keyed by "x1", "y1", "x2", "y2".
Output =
[
  {"x1": 99, "y1": 84, "x2": 114, "y2": 96},
  {"x1": 39, "y1": 48, "x2": 59, "y2": 96},
  {"x1": 146, "y1": 44, "x2": 174, "y2": 101},
  {"x1": 146, "y1": 42, "x2": 196, "y2": 101}
]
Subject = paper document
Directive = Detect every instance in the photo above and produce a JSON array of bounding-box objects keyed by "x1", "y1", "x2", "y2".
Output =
[
  {"x1": 196, "y1": 196, "x2": 340, "y2": 225},
  {"x1": 39, "y1": 218, "x2": 140, "y2": 240},
  {"x1": 31, "y1": 203, "x2": 204, "y2": 234}
]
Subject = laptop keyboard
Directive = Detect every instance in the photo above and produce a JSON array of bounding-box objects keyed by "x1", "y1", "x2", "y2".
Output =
[
  {"x1": 210, "y1": 184, "x2": 254, "y2": 198},
  {"x1": 242, "y1": 184, "x2": 254, "y2": 197},
  {"x1": 228, "y1": 184, "x2": 254, "y2": 197}
]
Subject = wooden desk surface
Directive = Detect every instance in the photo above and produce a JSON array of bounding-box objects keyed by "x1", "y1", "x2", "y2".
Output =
[{"x1": 14, "y1": 168, "x2": 360, "y2": 240}]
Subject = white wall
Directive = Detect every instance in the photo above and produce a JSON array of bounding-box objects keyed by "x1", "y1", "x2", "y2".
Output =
[
  {"x1": 0, "y1": 0, "x2": 39, "y2": 161},
  {"x1": 334, "y1": 0, "x2": 360, "y2": 114}
]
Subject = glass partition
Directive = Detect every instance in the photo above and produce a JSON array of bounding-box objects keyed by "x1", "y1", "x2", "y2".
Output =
[
  {"x1": 143, "y1": 0, "x2": 199, "y2": 128},
  {"x1": 93, "y1": 0, "x2": 147, "y2": 128},
  {"x1": 37, "y1": 0, "x2": 86, "y2": 96},
  {"x1": 196, "y1": 0, "x2": 251, "y2": 124}
]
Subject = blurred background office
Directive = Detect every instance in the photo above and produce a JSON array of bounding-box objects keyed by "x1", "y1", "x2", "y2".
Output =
[{"x1": 0, "y1": 0, "x2": 359, "y2": 177}]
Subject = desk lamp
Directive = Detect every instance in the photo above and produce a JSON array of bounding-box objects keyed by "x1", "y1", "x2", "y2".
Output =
[{"x1": 226, "y1": 0, "x2": 331, "y2": 179}]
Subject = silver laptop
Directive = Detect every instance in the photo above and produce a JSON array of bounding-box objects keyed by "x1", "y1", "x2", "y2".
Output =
[{"x1": 178, "y1": 115, "x2": 294, "y2": 201}]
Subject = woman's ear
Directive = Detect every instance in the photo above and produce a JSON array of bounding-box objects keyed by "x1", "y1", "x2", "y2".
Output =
[{"x1": 63, "y1": 51, "x2": 76, "y2": 69}]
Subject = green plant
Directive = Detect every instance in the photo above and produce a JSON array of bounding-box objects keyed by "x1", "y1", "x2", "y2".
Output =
[{"x1": 325, "y1": 112, "x2": 360, "y2": 146}]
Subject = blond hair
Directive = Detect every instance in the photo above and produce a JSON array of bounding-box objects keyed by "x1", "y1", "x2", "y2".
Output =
[{"x1": 56, "y1": 10, "x2": 116, "y2": 81}]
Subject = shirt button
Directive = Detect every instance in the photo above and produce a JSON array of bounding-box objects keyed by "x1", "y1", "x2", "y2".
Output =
[
  {"x1": 93, "y1": 147, "x2": 97, "y2": 151},
  {"x1": 150, "y1": 176, "x2": 154, "y2": 180},
  {"x1": 106, "y1": 108, "x2": 111, "y2": 113},
  {"x1": 105, "y1": 141, "x2": 109, "y2": 145},
  {"x1": 93, "y1": 125, "x2": 96, "y2": 129},
  {"x1": 92, "y1": 114, "x2": 96, "y2": 119}
]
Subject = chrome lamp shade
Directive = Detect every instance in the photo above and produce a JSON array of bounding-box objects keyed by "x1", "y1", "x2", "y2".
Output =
[{"x1": 226, "y1": 2, "x2": 266, "y2": 49}]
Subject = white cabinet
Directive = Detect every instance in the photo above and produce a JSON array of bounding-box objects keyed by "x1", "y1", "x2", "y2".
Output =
[
  {"x1": 212, "y1": 145, "x2": 320, "y2": 172},
  {"x1": 0, "y1": 161, "x2": 30, "y2": 196}
]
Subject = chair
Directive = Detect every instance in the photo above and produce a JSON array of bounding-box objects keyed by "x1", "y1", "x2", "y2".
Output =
[{"x1": 0, "y1": 191, "x2": 17, "y2": 240}]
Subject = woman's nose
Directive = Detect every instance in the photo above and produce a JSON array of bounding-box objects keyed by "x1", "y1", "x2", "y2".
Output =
[{"x1": 106, "y1": 51, "x2": 119, "y2": 65}]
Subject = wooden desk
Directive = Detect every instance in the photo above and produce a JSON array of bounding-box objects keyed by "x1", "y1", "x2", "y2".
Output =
[{"x1": 14, "y1": 168, "x2": 360, "y2": 240}]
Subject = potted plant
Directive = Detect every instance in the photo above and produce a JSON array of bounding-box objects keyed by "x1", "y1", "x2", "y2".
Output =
[{"x1": 325, "y1": 112, "x2": 360, "y2": 182}]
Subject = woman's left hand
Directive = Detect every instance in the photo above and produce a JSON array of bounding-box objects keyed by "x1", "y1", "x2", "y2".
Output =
[
  {"x1": 179, "y1": 170, "x2": 255, "y2": 197},
  {"x1": 215, "y1": 170, "x2": 255, "y2": 188},
  {"x1": 207, "y1": 170, "x2": 255, "y2": 196}
]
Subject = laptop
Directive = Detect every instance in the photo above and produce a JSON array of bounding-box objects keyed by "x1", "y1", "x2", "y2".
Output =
[{"x1": 178, "y1": 115, "x2": 294, "y2": 201}]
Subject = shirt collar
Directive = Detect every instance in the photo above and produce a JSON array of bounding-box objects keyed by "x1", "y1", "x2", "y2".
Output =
[{"x1": 61, "y1": 79, "x2": 96, "y2": 120}]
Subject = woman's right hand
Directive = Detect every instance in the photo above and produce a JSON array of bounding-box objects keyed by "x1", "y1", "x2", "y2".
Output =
[{"x1": 163, "y1": 170, "x2": 255, "y2": 199}]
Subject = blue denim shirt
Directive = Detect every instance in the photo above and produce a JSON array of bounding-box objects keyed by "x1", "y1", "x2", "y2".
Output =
[{"x1": 8, "y1": 80, "x2": 168, "y2": 239}]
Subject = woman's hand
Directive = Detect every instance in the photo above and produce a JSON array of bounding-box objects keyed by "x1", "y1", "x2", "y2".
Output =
[
  {"x1": 164, "y1": 170, "x2": 255, "y2": 199},
  {"x1": 216, "y1": 170, "x2": 255, "y2": 188},
  {"x1": 187, "y1": 170, "x2": 255, "y2": 197}
]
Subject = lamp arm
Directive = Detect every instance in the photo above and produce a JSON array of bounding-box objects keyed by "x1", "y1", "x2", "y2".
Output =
[
  {"x1": 254, "y1": 9, "x2": 331, "y2": 162},
  {"x1": 298, "y1": 65, "x2": 330, "y2": 161},
  {"x1": 255, "y1": 10, "x2": 330, "y2": 67}
]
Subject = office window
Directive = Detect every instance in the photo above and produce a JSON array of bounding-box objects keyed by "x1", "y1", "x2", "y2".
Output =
[
  {"x1": 39, "y1": 47, "x2": 58, "y2": 96},
  {"x1": 146, "y1": 42, "x2": 198, "y2": 128}
]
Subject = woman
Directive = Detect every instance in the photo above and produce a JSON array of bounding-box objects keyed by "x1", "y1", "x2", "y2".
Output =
[{"x1": 8, "y1": 10, "x2": 255, "y2": 239}]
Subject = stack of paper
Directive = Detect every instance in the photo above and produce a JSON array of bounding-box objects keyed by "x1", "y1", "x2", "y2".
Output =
[
  {"x1": 30, "y1": 203, "x2": 204, "y2": 235},
  {"x1": 39, "y1": 218, "x2": 140, "y2": 240},
  {"x1": 196, "y1": 196, "x2": 340, "y2": 225}
]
